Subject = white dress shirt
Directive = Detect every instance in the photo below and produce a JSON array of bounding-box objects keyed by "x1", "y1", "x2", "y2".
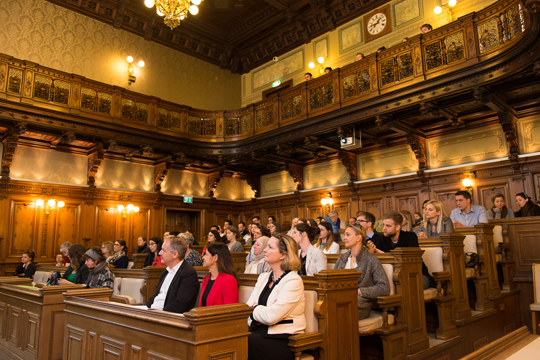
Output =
[{"x1": 150, "y1": 261, "x2": 183, "y2": 310}]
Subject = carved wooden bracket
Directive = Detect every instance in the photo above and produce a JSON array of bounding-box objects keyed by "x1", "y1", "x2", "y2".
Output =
[
  {"x1": 208, "y1": 170, "x2": 224, "y2": 198},
  {"x1": 406, "y1": 134, "x2": 427, "y2": 171},
  {"x1": 50, "y1": 131, "x2": 76, "y2": 149},
  {"x1": 87, "y1": 150, "x2": 105, "y2": 188},
  {"x1": 154, "y1": 161, "x2": 171, "y2": 192},
  {"x1": 338, "y1": 151, "x2": 357, "y2": 183},
  {"x1": 242, "y1": 174, "x2": 260, "y2": 197},
  {"x1": 498, "y1": 112, "x2": 520, "y2": 169},
  {"x1": 286, "y1": 163, "x2": 304, "y2": 191},
  {"x1": 0, "y1": 122, "x2": 26, "y2": 182}
]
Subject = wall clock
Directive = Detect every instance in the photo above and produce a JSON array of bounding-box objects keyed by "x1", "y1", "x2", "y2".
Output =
[{"x1": 363, "y1": 5, "x2": 392, "y2": 44}]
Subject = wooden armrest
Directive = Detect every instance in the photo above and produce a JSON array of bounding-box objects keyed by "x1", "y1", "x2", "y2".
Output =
[
  {"x1": 376, "y1": 294, "x2": 401, "y2": 307},
  {"x1": 288, "y1": 332, "x2": 323, "y2": 353},
  {"x1": 110, "y1": 295, "x2": 136, "y2": 304},
  {"x1": 432, "y1": 271, "x2": 450, "y2": 282}
]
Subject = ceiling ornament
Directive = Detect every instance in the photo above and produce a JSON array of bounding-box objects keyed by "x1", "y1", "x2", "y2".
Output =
[{"x1": 144, "y1": 0, "x2": 202, "y2": 29}]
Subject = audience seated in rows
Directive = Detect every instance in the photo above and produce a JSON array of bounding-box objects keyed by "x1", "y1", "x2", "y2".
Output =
[
  {"x1": 369, "y1": 211, "x2": 434, "y2": 289},
  {"x1": 417, "y1": 200, "x2": 454, "y2": 239},
  {"x1": 238, "y1": 222, "x2": 248, "y2": 237},
  {"x1": 246, "y1": 233, "x2": 305, "y2": 360},
  {"x1": 54, "y1": 253, "x2": 64, "y2": 267},
  {"x1": 292, "y1": 223, "x2": 327, "y2": 276},
  {"x1": 248, "y1": 224, "x2": 270, "y2": 262},
  {"x1": 15, "y1": 250, "x2": 37, "y2": 279},
  {"x1": 450, "y1": 190, "x2": 488, "y2": 228},
  {"x1": 267, "y1": 222, "x2": 282, "y2": 235},
  {"x1": 146, "y1": 237, "x2": 199, "y2": 313},
  {"x1": 108, "y1": 240, "x2": 128, "y2": 269},
  {"x1": 246, "y1": 236, "x2": 271, "y2": 274},
  {"x1": 57, "y1": 244, "x2": 89, "y2": 285},
  {"x1": 348, "y1": 217, "x2": 356, "y2": 226},
  {"x1": 144, "y1": 237, "x2": 163, "y2": 267},
  {"x1": 315, "y1": 222, "x2": 340, "y2": 254},
  {"x1": 202, "y1": 230, "x2": 223, "y2": 256},
  {"x1": 179, "y1": 233, "x2": 203, "y2": 267},
  {"x1": 515, "y1": 192, "x2": 540, "y2": 217},
  {"x1": 83, "y1": 247, "x2": 115, "y2": 290},
  {"x1": 200, "y1": 242, "x2": 239, "y2": 307},
  {"x1": 357, "y1": 211, "x2": 384, "y2": 245},
  {"x1": 334, "y1": 225, "x2": 390, "y2": 320},
  {"x1": 227, "y1": 226, "x2": 245, "y2": 252},
  {"x1": 487, "y1": 193, "x2": 514, "y2": 219},
  {"x1": 134, "y1": 236, "x2": 151, "y2": 254}
]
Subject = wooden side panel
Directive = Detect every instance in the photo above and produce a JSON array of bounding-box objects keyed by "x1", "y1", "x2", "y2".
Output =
[
  {"x1": 95, "y1": 206, "x2": 117, "y2": 245},
  {"x1": 478, "y1": 184, "x2": 508, "y2": 210},
  {"x1": 64, "y1": 325, "x2": 87, "y2": 360},
  {"x1": 99, "y1": 335, "x2": 127, "y2": 359},
  {"x1": 56, "y1": 204, "x2": 81, "y2": 249},
  {"x1": 9, "y1": 201, "x2": 36, "y2": 254},
  {"x1": 24, "y1": 311, "x2": 40, "y2": 357},
  {"x1": 363, "y1": 199, "x2": 383, "y2": 220},
  {"x1": 129, "y1": 209, "x2": 150, "y2": 253},
  {"x1": 397, "y1": 195, "x2": 418, "y2": 214},
  {"x1": 435, "y1": 190, "x2": 458, "y2": 219}
]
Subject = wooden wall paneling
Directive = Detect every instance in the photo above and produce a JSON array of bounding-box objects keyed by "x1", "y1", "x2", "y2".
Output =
[
  {"x1": 149, "y1": 205, "x2": 164, "y2": 241},
  {"x1": 54, "y1": 202, "x2": 81, "y2": 255},
  {"x1": 8, "y1": 199, "x2": 38, "y2": 260},
  {"x1": 361, "y1": 198, "x2": 383, "y2": 220},
  {"x1": 478, "y1": 182, "x2": 510, "y2": 211},
  {"x1": 396, "y1": 193, "x2": 419, "y2": 214},
  {"x1": 128, "y1": 208, "x2": 150, "y2": 254},
  {"x1": 279, "y1": 205, "x2": 295, "y2": 229},
  {"x1": 80, "y1": 202, "x2": 96, "y2": 247},
  {"x1": 433, "y1": 188, "x2": 460, "y2": 219},
  {"x1": 94, "y1": 205, "x2": 118, "y2": 248},
  {"x1": 307, "y1": 203, "x2": 322, "y2": 220},
  {"x1": 534, "y1": 172, "x2": 540, "y2": 200},
  {"x1": 332, "y1": 200, "x2": 350, "y2": 225},
  {"x1": 0, "y1": 197, "x2": 8, "y2": 264}
]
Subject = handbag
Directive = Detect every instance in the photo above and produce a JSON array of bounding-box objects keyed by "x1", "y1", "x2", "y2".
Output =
[
  {"x1": 465, "y1": 252, "x2": 479, "y2": 268},
  {"x1": 46, "y1": 271, "x2": 61, "y2": 286}
]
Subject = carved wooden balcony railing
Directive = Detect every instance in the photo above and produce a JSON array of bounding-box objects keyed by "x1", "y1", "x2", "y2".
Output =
[{"x1": 0, "y1": 0, "x2": 532, "y2": 143}]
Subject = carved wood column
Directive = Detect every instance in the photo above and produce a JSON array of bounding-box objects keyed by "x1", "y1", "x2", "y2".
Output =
[
  {"x1": 286, "y1": 163, "x2": 304, "y2": 191},
  {"x1": 87, "y1": 149, "x2": 105, "y2": 188},
  {"x1": 439, "y1": 233, "x2": 472, "y2": 320},
  {"x1": 154, "y1": 161, "x2": 171, "y2": 192},
  {"x1": 313, "y1": 270, "x2": 361, "y2": 360},
  {"x1": 208, "y1": 170, "x2": 224, "y2": 198},
  {"x1": 1, "y1": 122, "x2": 26, "y2": 183},
  {"x1": 391, "y1": 248, "x2": 430, "y2": 355},
  {"x1": 474, "y1": 223, "x2": 501, "y2": 298},
  {"x1": 338, "y1": 151, "x2": 357, "y2": 183}
]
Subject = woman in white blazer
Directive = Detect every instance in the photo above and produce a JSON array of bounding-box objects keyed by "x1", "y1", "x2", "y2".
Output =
[
  {"x1": 292, "y1": 223, "x2": 327, "y2": 276},
  {"x1": 315, "y1": 222, "x2": 340, "y2": 254},
  {"x1": 246, "y1": 233, "x2": 305, "y2": 360}
]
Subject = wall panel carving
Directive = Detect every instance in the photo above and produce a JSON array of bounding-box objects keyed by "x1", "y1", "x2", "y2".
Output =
[
  {"x1": 260, "y1": 171, "x2": 296, "y2": 197},
  {"x1": 358, "y1": 145, "x2": 418, "y2": 180},
  {"x1": 9, "y1": 201, "x2": 36, "y2": 255},
  {"x1": 304, "y1": 160, "x2": 349, "y2": 189},
  {"x1": 519, "y1": 116, "x2": 540, "y2": 154},
  {"x1": 94, "y1": 160, "x2": 154, "y2": 192},
  {"x1": 94, "y1": 206, "x2": 118, "y2": 245},
  {"x1": 161, "y1": 169, "x2": 208, "y2": 197}
]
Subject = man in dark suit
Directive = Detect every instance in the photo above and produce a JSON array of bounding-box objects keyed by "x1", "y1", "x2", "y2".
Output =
[
  {"x1": 368, "y1": 211, "x2": 435, "y2": 290},
  {"x1": 146, "y1": 237, "x2": 199, "y2": 313},
  {"x1": 356, "y1": 211, "x2": 384, "y2": 248}
]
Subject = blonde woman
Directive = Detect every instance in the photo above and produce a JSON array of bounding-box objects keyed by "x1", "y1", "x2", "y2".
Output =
[
  {"x1": 315, "y1": 222, "x2": 340, "y2": 254},
  {"x1": 400, "y1": 210, "x2": 414, "y2": 232},
  {"x1": 101, "y1": 242, "x2": 114, "y2": 263},
  {"x1": 417, "y1": 200, "x2": 454, "y2": 239},
  {"x1": 287, "y1": 218, "x2": 299, "y2": 237}
]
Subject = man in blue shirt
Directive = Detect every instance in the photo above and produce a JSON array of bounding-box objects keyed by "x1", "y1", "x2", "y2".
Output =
[
  {"x1": 328, "y1": 210, "x2": 346, "y2": 241},
  {"x1": 450, "y1": 190, "x2": 488, "y2": 228}
]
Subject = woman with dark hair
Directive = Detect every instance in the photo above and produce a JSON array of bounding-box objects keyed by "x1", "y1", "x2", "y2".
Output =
[
  {"x1": 58, "y1": 244, "x2": 89, "y2": 285},
  {"x1": 83, "y1": 247, "x2": 115, "y2": 290},
  {"x1": 202, "y1": 230, "x2": 222, "y2": 256},
  {"x1": 315, "y1": 222, "x2": 339, "y2": 254},
  {"x1": 108, "y1": 240, "x2": 129, "y2": 268},
  {"x1": 515, "y1": 192, "x2": 540, "y2": 217},
  {"x1": 316, "y1": 216, "x2": 324, "y2": 225},
  {"x1": 291, "y1": 223, "x2": 326, "y2": 276},
  {"x1": 307, "y1": 219, "x2": 318, "y2": 229},
  {"x1": 134, "y1": 236, "x2": 151, "y2": 254},
  {"x1": 246, "y1": 233, "x2": 305, "y2": 360},
  {"x1": 199, "y1": 242, "x2": 239, "y2": 307},
  {"x1": 15, "y1": 250, "x2": 37, "y2": 278},
  {"x1": 487, "y1": 193, "x2": 514, "y2": 219},
  {"x1": 297, "y1": 218, "x2": 307, "y2": 224},
  {"x1": 226, "y1": 225, "x2": 244, "y2": 252},
  {"x1": 267, "y1": 222, "x2": 282, "y2": 235},
  {"x1": 334, "y1": 225, "x2": 390, "y2": 320},
  {"x1": 144, "y1": 237, "x2": 163, "y2": 267}
]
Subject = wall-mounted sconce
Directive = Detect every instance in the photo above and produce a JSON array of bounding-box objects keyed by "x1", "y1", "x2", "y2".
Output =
[
  {"x1": 461, "y1": 178, "x2": 473, "y2": 196},
  {"x1": 308, "y1": 57, "x2": 325, "y2": 75},
  {"x1": 320, "y1": 192, "x2": 333, "y2": 216},
  {"x1": 127, "y1": 56, "x2": 145, "y2": 85},
  {"x1": 36, "y1": 199, "x2": 65, "y2": 215},
  {"x1": 434, "y1": 0, "x2": 457, "y2": 22},
  {"x1": 117, "y1": 204, "x2": 140, "y2": 218}
]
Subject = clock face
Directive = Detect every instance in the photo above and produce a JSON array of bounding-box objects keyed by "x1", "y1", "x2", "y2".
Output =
[{"x1": 367, "y1": 13, "x2": 387, "y2": 35}]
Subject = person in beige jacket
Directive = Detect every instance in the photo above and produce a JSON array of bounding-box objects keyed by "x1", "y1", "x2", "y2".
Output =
[
  {"x1": 246, "y1": 233, "x2": 305, "y2": 360},
  {"x1": 292, "y1": 223, "x2": 327, "y2": 276}
]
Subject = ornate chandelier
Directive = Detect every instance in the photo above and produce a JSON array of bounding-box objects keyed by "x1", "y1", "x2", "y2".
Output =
[{"x1": 144, "y1": 0, "x2": 203, "y2": 29}]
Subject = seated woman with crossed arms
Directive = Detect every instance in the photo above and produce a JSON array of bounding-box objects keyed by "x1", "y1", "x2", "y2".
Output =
[
  {"x1": 246, "y1": 233, "x2": 305, "y2": 360},
  {"x1": 199, "y1": 242, "x2": 239, "y2": 307},
  {"x1": 334, "y1": 225, "x2": 390, "y2": 320}
]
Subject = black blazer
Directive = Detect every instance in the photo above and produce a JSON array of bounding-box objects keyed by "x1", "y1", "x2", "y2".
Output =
[
  {"x1": 368, "y1": 230, "x2": 385, "y2": 245},
  {"x1": 145, "y1": 261, "x2": 199, "y2": 314},
  {"x1": 15, "y1": 263, "x2": 37, "y2": 278},
  {"x1": 373, "y1": 231, "x2": 435, "y2": 287},
  {"x1": 515, "y1": 203, "x2": 540, "y2": 217},
  {"x1": 63, "y1": 264, "x2": 90, "y2": 284}
]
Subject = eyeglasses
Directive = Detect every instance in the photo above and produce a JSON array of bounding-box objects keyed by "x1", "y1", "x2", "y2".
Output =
[{"x1": 356, "y1": 219, "x2": 367, "y2": 224}]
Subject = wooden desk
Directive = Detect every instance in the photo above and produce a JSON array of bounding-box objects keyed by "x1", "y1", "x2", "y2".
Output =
[
  {"x1": 0, "y1": 284, "x2": 112, "y2": 360},
  {"x1": 62, "y1": 298, "x2": 252, "y2": 360},
  {"x1": 0, "y1": 276, "x2": 33, "y2": 286}
]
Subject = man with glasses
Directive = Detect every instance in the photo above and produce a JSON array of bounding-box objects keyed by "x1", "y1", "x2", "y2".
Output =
[{"x1": 356, "y1": 211, "x2": 384, "y2": 249}]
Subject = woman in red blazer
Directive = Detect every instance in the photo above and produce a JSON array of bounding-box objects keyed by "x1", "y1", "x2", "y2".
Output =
[{"x1": 200, "y1": 242, "x2": 239, "y2": 307}]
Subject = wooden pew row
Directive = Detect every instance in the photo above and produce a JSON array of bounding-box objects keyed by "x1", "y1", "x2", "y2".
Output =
[{"x1": 0, "y1": 284, "x2": 112, "y2": 360}]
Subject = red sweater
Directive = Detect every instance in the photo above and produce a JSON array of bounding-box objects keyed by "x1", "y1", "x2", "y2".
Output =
[{"x1": 199, "y1": 273, "x2": 239, "y2": 307}]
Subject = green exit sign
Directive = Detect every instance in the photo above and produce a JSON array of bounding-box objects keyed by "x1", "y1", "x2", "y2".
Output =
[
  {"x1": 272, "y1": 80, "x2": 281, "y2": 87},
  {"x1": 183, "y1": 196, "x2": 193, "y2": 203}
]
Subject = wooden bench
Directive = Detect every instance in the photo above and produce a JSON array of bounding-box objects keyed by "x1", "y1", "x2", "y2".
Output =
[{"x1": 0, "y1": 284, "x2": 112, "y2": 360}]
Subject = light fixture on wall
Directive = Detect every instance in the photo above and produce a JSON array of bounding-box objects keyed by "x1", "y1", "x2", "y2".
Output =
[
  {"x1": 36, "y1": 199, "x2": 65, "y2": 215},
  {"x1": 127, "y1": 56, "x2": 145, "y2": 86},
  {"x1": 320, "y1": 192, "x2": 333, "y2": 216},
  {"x1": 144, "y1": 0, "x2": 203, "y2": 30},
  {"x1": 461, "y1": 178, "x2": 473, "y2": 196},
  {"x1": 308, "y1": 57, "x2": 326, "y2": 75},
  {"x1": 117, "y1": 204, "x2": 140, "y2": 219},
  {"x1": 434, "y1": 0, "x2": 457, "y2": 22}
]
